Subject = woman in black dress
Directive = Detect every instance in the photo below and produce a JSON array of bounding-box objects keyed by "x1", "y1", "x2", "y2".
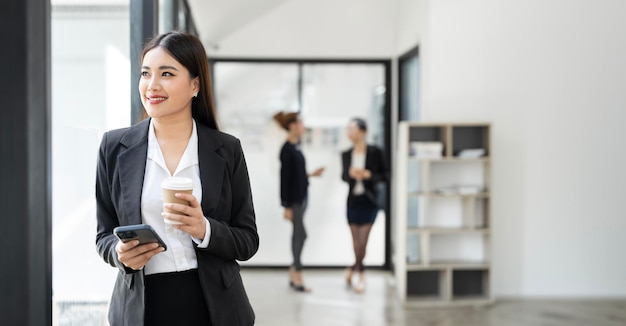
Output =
[{"x1": 341, "y1": 118, "x2": 388, "y2": 293}]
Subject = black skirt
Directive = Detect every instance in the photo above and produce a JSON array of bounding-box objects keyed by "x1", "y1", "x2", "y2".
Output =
[
  {"x1": 347, "y1": 195, "x2": 379, "y2": 225},
  {"x1": 144, "y1": 269, "x2": 212, "y2": 326}
]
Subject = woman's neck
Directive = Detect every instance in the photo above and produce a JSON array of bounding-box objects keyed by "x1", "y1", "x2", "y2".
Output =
[
  {"x1": 353, "y1": 139, "x2": 366, "y2": 153},
  {"x1": 152, "y1": 114, "x2": 193, "y2": 141},
  {"x1": 287, "y1": 131, "x2": 300, "y2": 144}
]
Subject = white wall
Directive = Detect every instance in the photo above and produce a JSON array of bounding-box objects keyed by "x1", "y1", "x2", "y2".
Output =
[
  {"x1": 420, "y1": 0, "x2": 626, "y2": 297},
  {"x1": 394, "y1": 0, "x2": 421, "y2": 55},
  {"x1": 206, "y1": 0, "x2": 420, "y2": 58}
]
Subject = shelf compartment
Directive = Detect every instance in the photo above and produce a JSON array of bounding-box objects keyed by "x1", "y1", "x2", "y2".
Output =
[
  {"x1": 407, "y1": 196, "x2": 489, "y2": 229},
  {"x1": 452, "y1": 269, "x2": 489, "y2": 300},
  {"x1": 406, "y1": 269, "x2": 447, "y2": 299},
  {"x1": 408, "y1": 125, "x2": 446, "y2": 143},
  {"x1": 451, "y1": 125, "x2": 490, "y2": 157},
  {"x1": 408, "y1": 125, "x2": 448, "y2": 158},
  {"x1": 429, "y1": 233, "x2": 488, "y2": 264},
  {"x1": 429, "y1": 160, "x2": 487, "y2": 193},
  {"x1": 408, "y1": 159, "x2": 488, "y2": 195}
]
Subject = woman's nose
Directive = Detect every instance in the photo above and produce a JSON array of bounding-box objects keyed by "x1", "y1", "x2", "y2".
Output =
[{"x1": 147, "y1": 76, "x2": 160, "y2": 91}]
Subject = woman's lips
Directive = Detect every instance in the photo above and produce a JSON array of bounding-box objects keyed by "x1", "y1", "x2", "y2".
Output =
[{"x1": 147, "y1": 96, "x2": 168, "y2": 105}]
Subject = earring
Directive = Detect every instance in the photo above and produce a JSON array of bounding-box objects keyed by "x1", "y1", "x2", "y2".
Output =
[{"x1": 193, "y1": 92, "x2": 198, "y2": 98}]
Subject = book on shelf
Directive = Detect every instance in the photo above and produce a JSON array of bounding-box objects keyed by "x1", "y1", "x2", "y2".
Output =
[{"x1": 410, "y1": 141, "x2": 443, "y2": 159}]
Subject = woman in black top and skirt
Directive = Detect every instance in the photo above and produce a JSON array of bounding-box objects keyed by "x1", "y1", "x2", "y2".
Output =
[
  {"x1": 274, "y1": 111, "x2": 324, "y2": 292},
  {"x1": 341, "y1": 118, "x2": 388, "y2": 293}
]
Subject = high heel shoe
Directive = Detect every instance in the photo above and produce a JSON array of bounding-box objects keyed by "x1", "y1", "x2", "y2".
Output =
[
  {"x1": 345, "y1": 267, "x2": 354, "y2": 288},
  {"x1": 354, "y1": 273, "x2": 366, "y2": 294},
  {"x1": 288, "y1": 266, "x2": 296, "y2": 288},
  {"x1": 291, "y1": 283, "x2": 312, "y2": 292}
]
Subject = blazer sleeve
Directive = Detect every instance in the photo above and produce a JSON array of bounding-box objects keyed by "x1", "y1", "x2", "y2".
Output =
[
  {"x1": 368, "y1": 146, "x2": 389, "y2": 184},
  {"x1": 341, "y1": 150, "x2": 354, "y2": 184},
  {"x1": 279, "y1": 146, "x2": 295, "y2": 207},
  {"x1": 95, "y1": 132, "x2": 137, "y2": 274},
  {"x1": 203, "y1": 139, "x2": 259, "y2": 261}
]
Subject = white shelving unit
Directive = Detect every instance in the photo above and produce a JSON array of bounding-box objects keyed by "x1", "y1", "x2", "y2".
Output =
[{"x1": 394, "y1": 122, "x2": 492, "y2": 306}]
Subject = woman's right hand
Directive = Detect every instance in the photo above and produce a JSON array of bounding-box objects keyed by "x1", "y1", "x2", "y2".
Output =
[
  {"x1": 115, "y1": 239, "x2": 164, "y2": 270},
  {"x1": 349, "y1": 167, "x2": 364, "y2": 180},
  {"x1": 284, "y1": 208, "x2": 293, "y2": 221}
]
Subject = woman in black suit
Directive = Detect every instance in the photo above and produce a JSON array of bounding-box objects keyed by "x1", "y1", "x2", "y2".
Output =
[
  {"x1": 95, "y1": 32, "x2": 258, "y2": 326},
  {"x1": 341, "y1": 118, "x2": 388, "y2": 293}
]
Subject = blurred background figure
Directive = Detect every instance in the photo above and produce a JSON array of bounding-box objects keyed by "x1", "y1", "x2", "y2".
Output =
[
  {"x1": 274, "y1": 111, "x2": 325, "y2": 292},
  {"x1": 341, "y1": 118, "x2": 388, "y2": 293}
]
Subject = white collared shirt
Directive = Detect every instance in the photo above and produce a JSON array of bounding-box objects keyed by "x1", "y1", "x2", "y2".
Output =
[
  {"x1": 352, "y1": 151, "x2": 366, "y2": 195},
  {"x1": 141, "y1": 119, "x2": 211, "y2": 275}
]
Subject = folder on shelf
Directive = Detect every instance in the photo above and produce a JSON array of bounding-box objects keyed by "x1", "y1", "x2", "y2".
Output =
[{"x1": 457, "y1": 148, "x2": 486, "y2": 159}]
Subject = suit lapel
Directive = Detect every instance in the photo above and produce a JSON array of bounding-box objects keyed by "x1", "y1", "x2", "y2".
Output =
[
  {"x1": 196, "y1": 123, "x2": 225, "y2": 217},
  {"x1": 117, "y1": 119, "x2": 150, "y2": 225}
]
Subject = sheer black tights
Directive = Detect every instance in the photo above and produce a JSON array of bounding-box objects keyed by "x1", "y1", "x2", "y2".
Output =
[{"x1": 349, "y1": 223, "x2": 373, "y2": 272}]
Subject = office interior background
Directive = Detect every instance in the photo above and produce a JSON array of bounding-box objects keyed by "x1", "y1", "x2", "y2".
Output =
[{"x1": 1, "y1": 0, "x2": 625, "y2": 325}]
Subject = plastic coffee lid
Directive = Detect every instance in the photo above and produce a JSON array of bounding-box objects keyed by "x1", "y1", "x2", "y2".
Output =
[{"x1": 161, "y1": 177, "x2": 193, "y2": 190}]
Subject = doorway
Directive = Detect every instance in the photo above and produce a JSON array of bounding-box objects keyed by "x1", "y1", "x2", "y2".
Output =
[{"x1": 212, "y1": 59, "x2": 391, "y2": 267}]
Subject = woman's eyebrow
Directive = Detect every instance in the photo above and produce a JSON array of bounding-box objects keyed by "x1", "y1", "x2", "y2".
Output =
[{"x1": 141, "y1": 65, "x2": 179, "y2": 71}]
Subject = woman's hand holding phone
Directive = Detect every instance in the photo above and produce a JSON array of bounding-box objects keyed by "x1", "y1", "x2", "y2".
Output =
[{"x1": 116, "y1": 240, "x2": 164, "y2": 271}]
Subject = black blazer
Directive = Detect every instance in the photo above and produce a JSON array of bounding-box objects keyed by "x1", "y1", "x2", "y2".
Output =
[
  {"x1": 95, "y1": 119, "x2": 259, "y2": 326},
  {"x1": 279, "y1": 141, "x2": 308, "y2": 207},
  {"x1": 341, "y1": 145, "x2": 388, "y2": 207}
]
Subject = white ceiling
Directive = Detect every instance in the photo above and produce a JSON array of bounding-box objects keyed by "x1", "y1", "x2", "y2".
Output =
[{"x1": 187, "y1": 0, "x2": 288, "y2": 49}]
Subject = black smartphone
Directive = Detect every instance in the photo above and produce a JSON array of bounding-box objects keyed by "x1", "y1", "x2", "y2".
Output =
[{"x1": 114, "y1": 224, "x2": 167, "y2": 251}]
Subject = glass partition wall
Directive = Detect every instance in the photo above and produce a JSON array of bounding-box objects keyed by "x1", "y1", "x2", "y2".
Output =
[
  {"x1": 51, "y1": 1, "x2": 197, "y2": 324},
  {"x1": 213, "y1": 60, "x2": 389, "y2": 267},
  {"x1": 51, "y1": 4, "x2": 130, "y2": 324}
]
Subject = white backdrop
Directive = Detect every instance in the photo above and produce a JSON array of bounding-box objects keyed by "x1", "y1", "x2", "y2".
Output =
[{"x1": 419, "y1": 0, "x2": 626, "y2": 297}]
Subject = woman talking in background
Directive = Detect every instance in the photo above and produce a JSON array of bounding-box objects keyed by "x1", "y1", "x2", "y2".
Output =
[
  {"x1": 274, "y1": 111, "x2": 324, "y2": 293},
  {"x1": 341, "y1": 118, "x2": 388, "y2": 293}
]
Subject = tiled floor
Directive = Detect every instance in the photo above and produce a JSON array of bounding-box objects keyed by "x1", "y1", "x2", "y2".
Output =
[
  {"x1": 242, "y1": 269, "x2": 626, "y2": 326},
  {"x1": 53, "y1": 269, "x2": 626, "y2": 325}
]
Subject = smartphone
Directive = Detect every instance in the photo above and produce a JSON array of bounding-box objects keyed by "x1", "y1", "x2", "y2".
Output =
[{"x1": 114, "y1": 224, "x2": 167, "y2": 251}]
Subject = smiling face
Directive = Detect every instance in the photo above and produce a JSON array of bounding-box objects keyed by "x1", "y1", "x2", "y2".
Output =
[{"x1": 139, "y1": 47, "x2": 199, "y2": 120}]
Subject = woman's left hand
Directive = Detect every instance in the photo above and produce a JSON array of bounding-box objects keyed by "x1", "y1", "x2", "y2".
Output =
[
  {"x1": 162, "y1": 193, "x2": 207, "y2": 240},
  {"x1": 310, "y1": 167, "x2": 325, "y2": 177},
  {"x1": 362, "y1": 169, "x2": 372, "y2": 180}
]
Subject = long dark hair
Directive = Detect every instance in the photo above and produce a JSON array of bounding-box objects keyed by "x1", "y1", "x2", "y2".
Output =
[{"x1": 141, "y1": 31, "x2": 219, "y2": 130}]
